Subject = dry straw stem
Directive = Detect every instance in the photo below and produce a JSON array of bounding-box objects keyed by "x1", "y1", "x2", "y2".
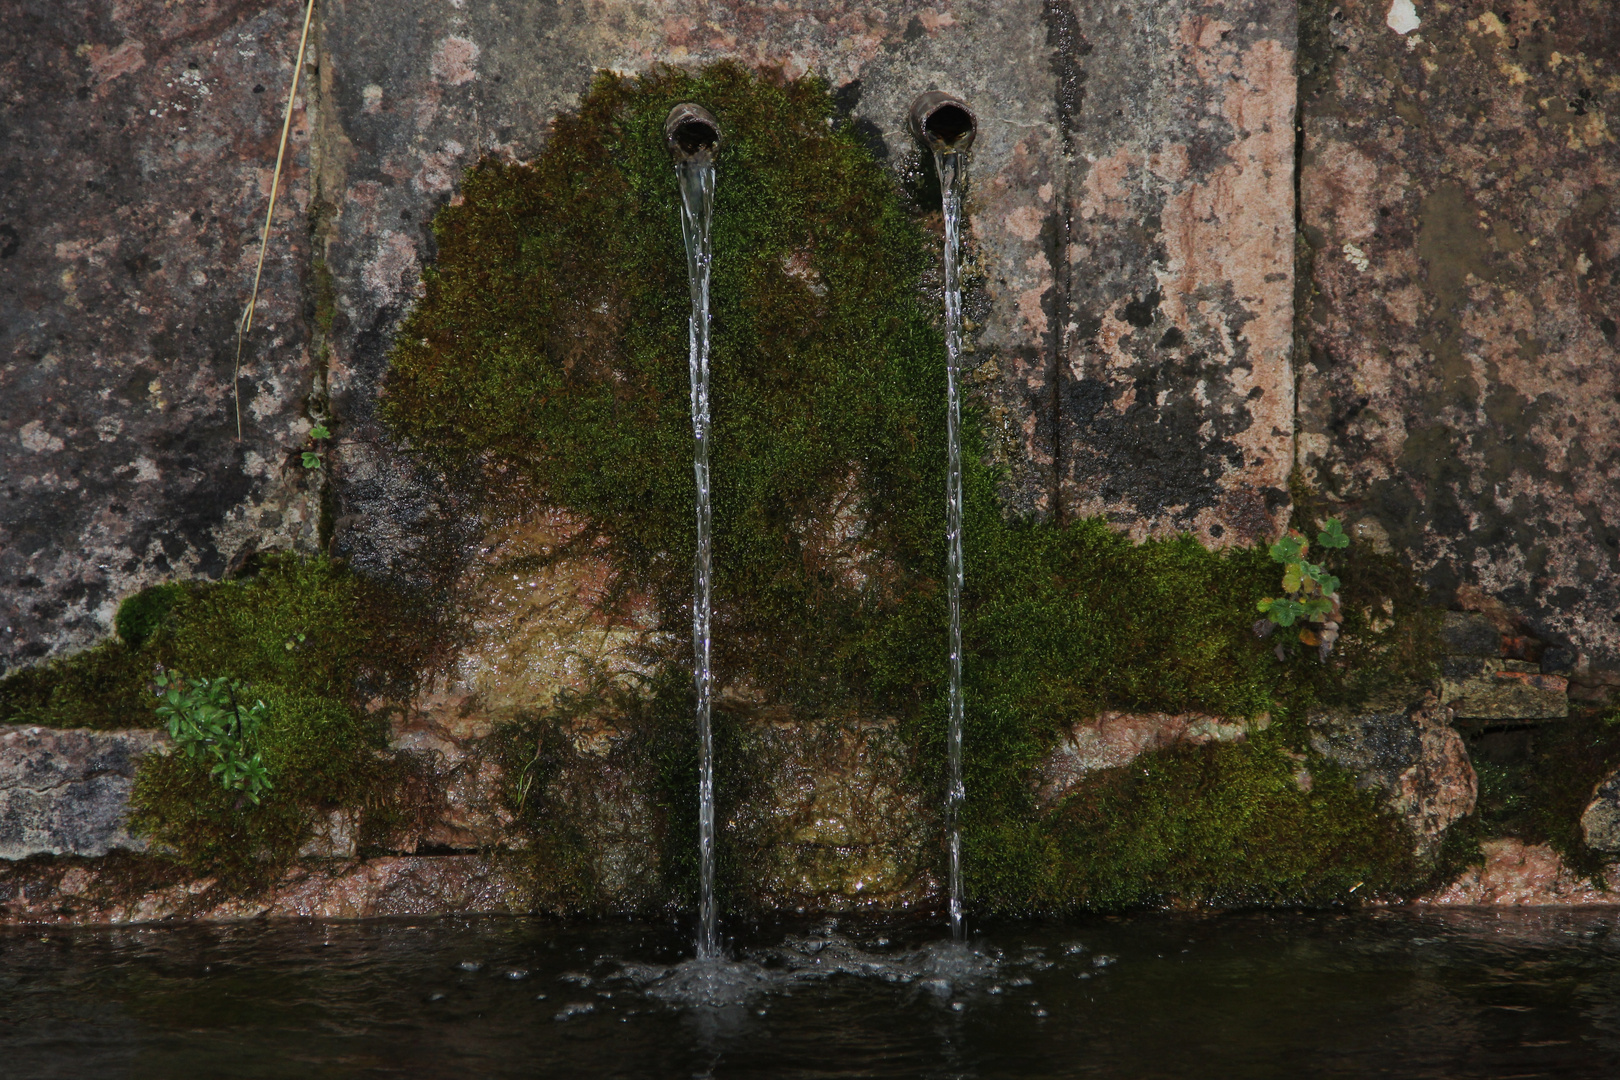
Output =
[{"x1": 234, "y1": 0, "x2": 317, "y2": 441}]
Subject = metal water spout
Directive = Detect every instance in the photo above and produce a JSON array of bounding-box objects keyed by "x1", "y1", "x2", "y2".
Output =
[
  {"x1": 666, "y1": 102, "x2": 722, "y2": 164},
  {"x1": 666, "y1": 101, "x2": 724, "y2": 962},
  {"x1": 911, "y1": 90, "x2": 976, "y2": 945},
  {"x1": 910, "y1": 91, "x2": 977, "y2": 156}
]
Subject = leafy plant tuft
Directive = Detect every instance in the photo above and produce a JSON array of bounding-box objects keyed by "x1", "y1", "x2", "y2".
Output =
[
  {"x1": 1257, "y1": 518, "x2": 1350, "y2": 659},
  {"x1": 154, "y1": 672, "x2": 273, "y2": 804}
]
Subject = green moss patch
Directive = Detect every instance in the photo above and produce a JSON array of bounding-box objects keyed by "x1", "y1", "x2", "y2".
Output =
[
  {"x1": 1041, "y1": 735, "x2": 1424, "y2": 909},
  {"x1": 1, "y1": 557, "x2": 436, "y2": 889}
]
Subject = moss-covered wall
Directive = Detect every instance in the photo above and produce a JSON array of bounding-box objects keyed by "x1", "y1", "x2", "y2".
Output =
[
  {"x1": 377, "y1": 65, "x2": 1441, "y2": 914},
  {"x1": 6, "y1": 2, "x2": 1616, "y2": 918}
]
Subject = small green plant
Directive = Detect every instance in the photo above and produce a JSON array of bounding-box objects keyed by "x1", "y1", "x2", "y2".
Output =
[
  {"x1": 302, "y1": 423, "x2": 330, "y2": 469},
  {"x1": 1257, "y1": 518, "x2": 1349, "y2": 659},
  {"x1": 153, "y1": 672, "x2": 273, "y2": 804}
]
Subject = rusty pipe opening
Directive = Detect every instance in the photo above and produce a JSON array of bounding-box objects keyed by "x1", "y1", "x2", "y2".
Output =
[
  {"x1": 665, "y1": 103, "x2": 721, "y2": 163},
  {"x1": 910, "y1": 91, "x2": 976, "y2": 154}
]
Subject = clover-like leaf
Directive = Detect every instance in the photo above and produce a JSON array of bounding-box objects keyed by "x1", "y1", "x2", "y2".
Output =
[
  {"x1": 309, "y1": 424, "x2": 331, "y2": 440},
  {"x1": 1269, "y1": 534, "x2": 1305, "y2": 565},
  {"x1": 1317, "y1": 517, "x2": 1350, "y2": 549}
]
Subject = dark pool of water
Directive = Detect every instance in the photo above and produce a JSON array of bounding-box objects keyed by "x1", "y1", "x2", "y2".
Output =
[{"x1": 4, "y1": 907, "x2": 1620, "y2": 1078}]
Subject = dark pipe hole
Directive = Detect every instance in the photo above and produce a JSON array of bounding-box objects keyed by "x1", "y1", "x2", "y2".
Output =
[
  {"x1": 925, "y1": 104, "x2": 974, "y2": 146},
  {"x1": 675, "y1": 120, "x2": 719, "y2": 155}
]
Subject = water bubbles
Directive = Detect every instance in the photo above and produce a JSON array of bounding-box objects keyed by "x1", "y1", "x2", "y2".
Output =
[
  {"x1": 554, "y1": 1002, "x2": 595, "y2": 1021},
  {"x1": 920, "y1": 977, "x2": 953, "y2": 997},
  {"x1": 457, "y1": 960, "x2": 482, "y2": 972},
  {"x1": 1063, "y1": 941, "x2": 1088, "y2": 955},
  {"x1": 505, "y1": 969, "x2": 529, "y2": 980},
  {"x1": 1092, "y1": 954, "x2": 1117, "y2": 968}
]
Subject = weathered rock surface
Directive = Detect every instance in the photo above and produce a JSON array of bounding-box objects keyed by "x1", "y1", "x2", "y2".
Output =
[
  {"x1": 1297, "y1": 0, "x2": 1620, "y2": 689},
  {"x1": 1441, "y1": 658, "x2": 1568, "y2": 722},
  {"x1": 1440, "y1": 612, "x2": 1504, "y2": 658},
  {"x1": 538, "y1": 711, "x2": 665, "y2": 905},
  {"x1": 392, "y1": 686, "x2": 664, "y2": 903},
  {"x1": 0, "y1": 854, "x2": 532, "y2": 925},
  {"x1": 1580, "y1": 767, "x2": 1620, "y2": 855},
  {"x1": 437, "y1": 506, "x2": 661, "y2": 728},
  {"x1": 1306, "y1": 692, "x2": 1476, "y2": 858},
  {"x1": 1, "y1": 0, "x2": 325, "y2": 672},
  {"x1": 731, "y1": 713, "x2": 934, "y2": 910},
  {"x1": 1435, "y1": 610, "x2": 1570, "y2": 720},
  {"x1": 0, "y1": 725, "x2": 167, "y2": 858},
  {"x1": 1423, "y1": 839, "x2": 1620, "y2": 906},
  {"x1": 1035, "y1": 711, "x2": 1268, "y2": 807},
  {"x1": 385, "y1": 697, "x2": 516, "y2": 854}
]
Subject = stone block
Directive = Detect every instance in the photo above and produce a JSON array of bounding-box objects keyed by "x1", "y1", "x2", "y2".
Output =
[
  {"x1": 1440, "y1": 612, "x2": 1502, "y2": 657},
  {"x1": 730, "y1": 713, "x2": 933, "y2": 910},
  {"x1": 1440, "y1": 659, "x2": 1568, "y2": 722},
  {"x1": 0, "y1": 854, "x2": 534, "y2": 925},
  {"x1": 0, "y1": 725, "x2": 168, "y2": 858},
  {"x1": 1306, "y1": 692, "x2": 1475, "y2": 858},
  {"x1": 1034, "y1": 711, "x2": 1268, "y2": 808},
  {"x1": 1424, "y1": 839, "x2": 1620, "y2": 907},
  {"x1": 1580, "y1": 768, "x2": 1620, "y2": 855}
]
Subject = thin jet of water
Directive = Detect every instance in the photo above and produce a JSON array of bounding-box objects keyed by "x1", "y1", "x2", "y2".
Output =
[
  {"x1": 670, "y1": 104, "x2": 721, "y2": 961},
  {"x1": 913, "y1": 92, "x2": 977, "y2": 945},
  {"x1": 937, "y1": 143, "x2": 967, "y2": 945}
]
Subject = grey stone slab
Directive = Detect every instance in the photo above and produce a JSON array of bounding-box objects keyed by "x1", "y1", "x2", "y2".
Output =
[{"x1": 0, "y1": 724, "x2": 168, "y2": 858}]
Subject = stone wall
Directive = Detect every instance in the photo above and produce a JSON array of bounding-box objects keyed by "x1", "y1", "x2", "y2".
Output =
[
  {"x1": 2, "y1": 2, "x2": 1615, "y2": 680},
  {"x1": 1296, "y1": 0, "x2": 1619, "y2": 691},
  {"x1": 1, "y1": 1, "x2": 323, "y2": 668}
]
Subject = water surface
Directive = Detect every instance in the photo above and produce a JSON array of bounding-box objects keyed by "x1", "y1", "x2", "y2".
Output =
[{"x1": 4, "y1": 908, "x2": 1620, "y2": 1078}]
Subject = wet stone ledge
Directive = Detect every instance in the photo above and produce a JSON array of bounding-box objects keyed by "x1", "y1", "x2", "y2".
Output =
[
  {"x1": 0, "y1": 854, "x2": 534, "y2": 926},
  {"x1": 0, "y1": 725, "x2": 168, "y2": 859}
]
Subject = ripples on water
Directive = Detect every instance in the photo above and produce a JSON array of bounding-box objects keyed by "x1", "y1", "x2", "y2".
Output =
[{"x1": 3, "y1": 909, "x2": 1619, "y2": 1078}]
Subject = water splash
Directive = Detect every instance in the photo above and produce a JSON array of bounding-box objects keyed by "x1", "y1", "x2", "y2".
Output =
[
  {"x1": 619, "y1": 924, "x2": 1010, "y2": 1010},
  {"x1": 671, "y1": 106, "x2": 721, "y2": 961}
]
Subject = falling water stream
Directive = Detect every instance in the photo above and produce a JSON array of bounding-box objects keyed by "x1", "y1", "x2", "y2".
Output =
[
  {"x1": 915, "y1": 93, "x2": 976, "y2": 944},
  {"x1": 938, "y1": 144, "x2": 967, "y2": 944},
  {"x1": 670, "y1": 105, "x2": 721, "y2": 961}
]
